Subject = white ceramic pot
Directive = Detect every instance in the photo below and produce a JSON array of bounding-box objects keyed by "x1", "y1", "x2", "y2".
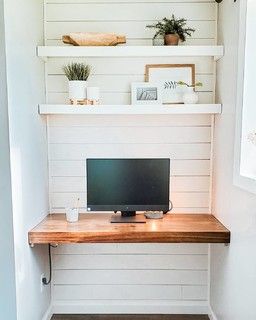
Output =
[
  {"x1": 182, "y1": 87, "x2": 199, "y2": 104},
  {"x1": 68, "y1": 80, "x2": 87, "y2": 100}
]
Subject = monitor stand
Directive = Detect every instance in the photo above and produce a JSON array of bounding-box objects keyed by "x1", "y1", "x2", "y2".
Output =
[{"x1": 110, "y1": 211, "x2": 146, "y2": 223}]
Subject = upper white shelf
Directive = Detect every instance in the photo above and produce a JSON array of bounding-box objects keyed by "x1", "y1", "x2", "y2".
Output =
[
  {"x1": 39, "y1": 104, "x2": 222, "y2": 115},
  {"x1": 37, "y1": 45, "x2": 224, "y2": 61}
]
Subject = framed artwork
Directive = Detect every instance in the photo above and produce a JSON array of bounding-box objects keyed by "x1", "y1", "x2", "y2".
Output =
[
  {"x1": 145, "y1": 64, "x2": 195, "y2": 104},
  {"x1": 131, "y1": 82, "x2": 162, "y2": 105}
]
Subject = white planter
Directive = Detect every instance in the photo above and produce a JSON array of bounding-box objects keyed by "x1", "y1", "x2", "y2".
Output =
[
  {"x1": 182, "y1": 87, "x2": 199, "y2": 104},
  {"x1": 68, "y1": 80, "x2": 87, "y2": 102}
]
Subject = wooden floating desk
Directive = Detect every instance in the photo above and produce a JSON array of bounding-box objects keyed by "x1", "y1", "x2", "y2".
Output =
[{"x1": 28, "y1": 213, "x2": 230, "y2": 245}]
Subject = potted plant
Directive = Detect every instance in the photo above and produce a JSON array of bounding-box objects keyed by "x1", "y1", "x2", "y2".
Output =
[
  {"x1": 177, "y1": 81, "x2": 203, "y2": 104},
  {"x1": 63, "y1": 62, "x2": 91, "y2": 105},
  {"x1": 146, "y1": 15, "x2": 195, "y2": 46}
]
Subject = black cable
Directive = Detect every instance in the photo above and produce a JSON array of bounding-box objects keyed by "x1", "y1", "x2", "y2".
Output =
[{"x1": 42, "y1": 244, "x2": 57, "y2": 286}]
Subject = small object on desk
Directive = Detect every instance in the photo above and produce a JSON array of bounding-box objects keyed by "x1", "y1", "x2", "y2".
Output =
[
  {"x1": 65, "y1": 207, "x2": 79, "y2": 222},
  {"x1": 65, "y1": 198, "x2": 80, "y2": 222},
  {"x1": 144, "y1": 211, "x2": 164, "y2": 219}
]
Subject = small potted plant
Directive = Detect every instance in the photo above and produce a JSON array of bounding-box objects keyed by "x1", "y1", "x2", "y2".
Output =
[
  {"x1": 63, "y1": 62, "x2": 91, "y2": 105},
  {"x1": 146, "y1": 15, "x2": 195, "y2": 46},
  {"x1": 177, "y1": 81, "x2": 203, "y2": 104}
]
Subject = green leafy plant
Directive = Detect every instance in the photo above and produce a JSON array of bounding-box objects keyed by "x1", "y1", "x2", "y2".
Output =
[
  {"x1": 177, "y1": 81, "x2": 203, "y2": 88},
  {"x1": 146, "y1": 15, "x2": 195, "y2": 41},
  {"x1": 63, "y1": 62, "x2": 91, "y2": 81}
]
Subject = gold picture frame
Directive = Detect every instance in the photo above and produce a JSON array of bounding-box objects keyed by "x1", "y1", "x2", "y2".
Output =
[{"x1": 145, "y1": 64, "x2": 195, "y2": 104}]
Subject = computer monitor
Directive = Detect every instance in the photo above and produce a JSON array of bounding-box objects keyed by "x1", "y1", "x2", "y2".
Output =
[{"x1": 86, "y1": 158, "x2": 170, "y2": 222}]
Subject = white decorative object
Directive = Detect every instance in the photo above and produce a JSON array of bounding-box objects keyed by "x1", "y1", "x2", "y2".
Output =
[
  {"x1": 68, "y1": 80, "x2": 87, "y2": 104},
  {"x1": 182, "y1": 87, "x2": 199, "y2": 104},
  {"x1": 144, "y1": 211, "x2": 164, "y2": 219},
  {"x1": 87, "y1": 87, "x2": 100, "y2": 105},
  {"x1": 65, "y1": 207, "x2": 79, "y2": 223},
  {"x1": 131, "y1": 82, "x2": 162, "y2": 105}
]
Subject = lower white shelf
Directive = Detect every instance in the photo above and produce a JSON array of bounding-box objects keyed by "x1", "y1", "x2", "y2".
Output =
[{"x1": 39, "y1": 104, "x2": 222, "y2": 115}]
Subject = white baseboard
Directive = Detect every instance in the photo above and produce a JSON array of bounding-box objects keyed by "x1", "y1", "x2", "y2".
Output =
[
  {"x1": 208, "y1": 305, "x2": 218, "y2": 320},
  {"x1": 42, "y1": 304, "x2": 53, "y2": 320},
  {"x1": 52, "y1": 300, "x2": 209, "y2": 315}
]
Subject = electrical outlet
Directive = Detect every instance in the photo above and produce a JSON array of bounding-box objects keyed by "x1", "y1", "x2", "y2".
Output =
[{"x1": 40, "y1": 273, "x2": 46, "y2": 292}]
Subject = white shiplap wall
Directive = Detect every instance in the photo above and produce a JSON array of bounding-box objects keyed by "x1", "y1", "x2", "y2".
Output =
[
  {"x1": 45, "y1": 0, "x2": 217, "y2": 314},
  {"x1": 51, "y1": 243, "x2": 209, "y2": 314}
]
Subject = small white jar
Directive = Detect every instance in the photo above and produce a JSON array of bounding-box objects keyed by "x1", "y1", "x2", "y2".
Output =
[
  {"x1": 182, "y1": 87, "x2": 199, "y2": 104},
  {"x1": 87, "y1": 87, "x2": 100, "y2": 105},
  {"x1": 65, "y1": 207, "x2": 79, "y2": 223},
  {"x1": 68, "y1": 80, "x2": 87, "y2": 104}
]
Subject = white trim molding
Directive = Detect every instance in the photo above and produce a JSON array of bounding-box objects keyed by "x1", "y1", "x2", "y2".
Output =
[
  {"x1": 51, "y1": 301, "x2": 209, "y2": 315},
  {"x1": 209, "y1": 305, "x2": 218, "y2": 320},
  {"x1": 42, "y1": 304, "x2": 53, "y2": 320}
]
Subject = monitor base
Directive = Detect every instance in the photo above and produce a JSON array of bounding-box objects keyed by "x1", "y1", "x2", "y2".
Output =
[
  {"x1": 110, "y1": 213, "x2": 146, "y2": 224},
  {"x1": 121, "y1": 211, "x2": 136, "y2": 217}
]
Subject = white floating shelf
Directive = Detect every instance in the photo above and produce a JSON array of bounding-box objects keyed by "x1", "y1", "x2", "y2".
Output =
[
  {"x1": 39, "y1": 104, "x2": 222, "y2": 115},
  {"x1": 37, "y1": 45, "x2": 224, "y2": 61}
]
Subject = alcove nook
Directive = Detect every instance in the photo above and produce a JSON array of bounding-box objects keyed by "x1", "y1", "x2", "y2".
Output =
[
  {"x1": 3, "y1": 1, "x2": 254, "y2": 320},
  {"x1": 34, "y1": 1, "x2": 226, "y2": 316}
]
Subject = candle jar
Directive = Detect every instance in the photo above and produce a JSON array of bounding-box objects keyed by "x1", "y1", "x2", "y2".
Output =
[{"x1": 86, "y1": 87, "x2": 100, "y2": 105}]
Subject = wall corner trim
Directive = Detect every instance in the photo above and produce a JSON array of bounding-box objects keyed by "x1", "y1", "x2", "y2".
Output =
[
  {"x1": 42, "y1": 304, "x2": 53, "y2": 320},
  {"x1": 209, "y1": 305, "x2": 218, "y2": 320}
]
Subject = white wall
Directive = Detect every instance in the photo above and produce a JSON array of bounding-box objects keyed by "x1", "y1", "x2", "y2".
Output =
[
  {"x1": 45, "y1": 0, "x2": 217, "y2": 314},
  {"x1": 0, "y1": 1, "x2": 17, "y2": 318},
  {"x1": 3, "y1": 0, "x2": 51, "y2": 319},
  {"x1": 210, "y1": 1, "x2": 256, "y2": 319}
]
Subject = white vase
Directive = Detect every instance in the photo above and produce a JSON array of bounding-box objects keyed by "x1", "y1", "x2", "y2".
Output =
[
  {"x1": 182, "y1": 87, "x2": 199, "y2": 104},
  {"x1": 68, "y1": 80, "x2": 87, "y2": 104}
]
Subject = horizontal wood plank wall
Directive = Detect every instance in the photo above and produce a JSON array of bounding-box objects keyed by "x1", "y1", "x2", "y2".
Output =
[
  {"x1": 52, "y1": 243, "x2": 209, "y2": 313},
  {"x1": 46, "y1": 57, "x2": 214, "y2": 105},
  {"x1": 45, "y1": 0, "x2": 217, "y2": 313},
  {"x1": 48, "y1": 114, "x2": 212, "y2": 213}
]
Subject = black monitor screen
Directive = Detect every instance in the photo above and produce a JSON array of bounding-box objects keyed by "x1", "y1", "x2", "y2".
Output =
[{"x1": 86, "y1": 158, "x2": 170, "y2": 212}]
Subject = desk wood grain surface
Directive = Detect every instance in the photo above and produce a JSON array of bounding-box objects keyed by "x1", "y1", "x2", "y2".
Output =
[{"x1": 28, "y1": 213, "x2": 230, "y2": 245}]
